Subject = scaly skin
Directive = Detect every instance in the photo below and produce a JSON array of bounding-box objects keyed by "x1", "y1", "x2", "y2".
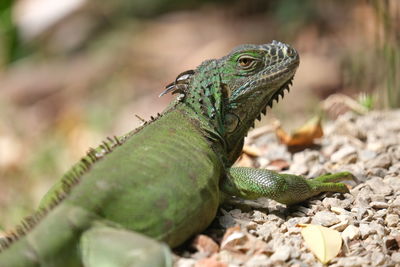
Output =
[{"x1": 0, "y1": 41, "x2": 353, "y2": 267}]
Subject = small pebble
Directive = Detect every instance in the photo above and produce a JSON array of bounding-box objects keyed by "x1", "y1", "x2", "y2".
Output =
[
  {"x1": 311, "y1": 211, "x2": 340, "y2": 226},
  {"x1": 366, "y1": 177, "x2": 393, "y2": 196},
  {"x1": 341, "y1": 225, "x2": 360, "y2": 240},
  {"x1": 368, "y1": 154, "x2": 392, "y2": 169},
  {"x1": 270, "y1": 246, "x2": 291, "y2": 262},
  {"x1": 392, "y1": 252, "x2": 400, "y2": 263},
  {"x1": 331, "y1": 206, "x2": 350, "y2": 215},
  {"x1": 386, "y1": 214, "x2": 399, "y2": 227},
  {"x1": 370, "y1": 201, "x2": 389, "y2": 209},
  {"x1": 330, "y1": 146, "x2": 357, "y2": 163},
  {"x1": 359, "y1": 223, "x2": 376, "y2": 239}
]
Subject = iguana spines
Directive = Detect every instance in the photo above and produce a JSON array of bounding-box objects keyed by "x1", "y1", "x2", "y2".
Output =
[{"x1": 0, "y1": 112, "x2": 167, "y2": 252}]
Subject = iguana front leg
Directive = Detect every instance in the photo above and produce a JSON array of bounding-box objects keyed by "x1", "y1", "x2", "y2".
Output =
[{"x1": 222, "y1": 167, "x2": 354, "y2": 205}]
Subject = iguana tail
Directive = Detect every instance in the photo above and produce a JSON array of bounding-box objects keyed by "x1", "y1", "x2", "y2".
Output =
[{"x1": 0, "y1": 203, "x2": 94, "y2": 267}]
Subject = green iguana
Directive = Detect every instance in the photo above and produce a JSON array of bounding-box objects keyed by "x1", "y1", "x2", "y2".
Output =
[{"x1": 0, "y1": 41, "x2": 354, "y2": 267}]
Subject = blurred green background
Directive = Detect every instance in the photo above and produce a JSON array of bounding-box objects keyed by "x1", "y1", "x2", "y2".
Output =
[{"x1": 0, "y1": 0, "x2": 399, "y2": 229}]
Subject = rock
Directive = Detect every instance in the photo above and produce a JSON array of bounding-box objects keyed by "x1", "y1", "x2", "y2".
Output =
[
  {"x1": 388, "y1": 163, "x2": 400, "y2": 176},
  {"x1": 392, "y1": 252, "x2": 400, "y2": 263},
  {"x1": 218, "y1": 209, "x2": 237, "y2": 228},
  {"x1": 299, "y1": 252, "x2": 316, "y2": 265},
  {"x1": 292, "y1": 206, "x2": 313, "y2": 216},
  {"x1": 330, "y1": 145, "x2": 357, "y2": 163},
  {"x1": 371, "y1": 251, "x2": 385, "y2": 266},
  {"x1": 331, "y1": 214, "x2": 352, "y2": 231},
  {"x1": 359, "y1": 223, "x2": 376, "y2": 239},
  {"x1": 359, "y1": 149, "x2": 377, "y2": 161},
  {"x1": 322, "y1": 198, "x2": 342, "y2": 209},
  {"x1": 385, "y1": 214, "x2": 399, "y2": 227},
  {"x1": 335, "y1": 256, "x2": 369, "y2": 266},
  {"x1": 254, "y1": 223, "x2": 273, "y2": 242},
  {"x1": 308, "y1": 164, "x2": 328, "y2": 178},
  {"x1": 367, "y1": 141, "x2": 385, "y2": 152},
  {"x1": 286, "y1": 217, "x2": 311, "y2": 228},
  {"x1": 370, "y1": 221, "x2": 387, "y2": 238},
  {"x1": 251, "y1": 210, "x2": 268, "y2": 223},
  {"x1": 384, "y1": 177, "x2": 400, "y2": 191},
  {"x1": 368, "y1": 154, "x2": 392, "y2": 169},
  {"x1": 246, "y1": 221, "x2": 258, "y2": 231},
  {"x1": 311, "y1": 211, "x2": 340, "y2": 226},
  {"x1": 341, "y1": 225, "x2": 360, "y2": 241},
  {"x1": 385, "y1": 236, "x2": 400, "y2": 250},
  {"x1": 366, "y1": 167, "x2": 387, "y2": 178},
  {"x1": 353, "y1": 187, "x2": 372, "y2": 208},
  {"x1": 366, "y1": 177, "x2": 393, "y2": 196},
  {"x1": 372, "y1": 209, "x2": 387, "y2": 220},
  {"x1": 266, "y1": 214, "x2": 285, "y2": 225},
  {"x1": 289, "y1": 150, "x2": 323, "y2": 175},
  {"x1": 176, "y1": 258, "x2": 197, "y2": 267},
  {"x1": 245, "y1": 254, "x2": 272, "y2": 267},
  {"x1": 270, "y1": 246, "x2": 291, "y2": 262},
  {"x1": 331, "y1": 220, "x2": 349, "y2": 231},
  {"x1": 330, "y1": 207, "x2": 351, "y2": 215},
  {"x1": 370, "y1": 201, "x2": 389, "y2": 209}
]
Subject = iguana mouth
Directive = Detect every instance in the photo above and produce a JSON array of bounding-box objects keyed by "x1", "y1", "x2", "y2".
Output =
[{"x1": 254, "y1": 76, "x2": 294, "y2": 123}]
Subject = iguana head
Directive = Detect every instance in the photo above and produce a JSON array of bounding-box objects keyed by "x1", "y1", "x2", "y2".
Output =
[
  {"x1": 219, "y1": 41, "x2": 299, "y2": 161},
  {"x1": 162, "y1": 41, "x2": 299, "y2": 163}
]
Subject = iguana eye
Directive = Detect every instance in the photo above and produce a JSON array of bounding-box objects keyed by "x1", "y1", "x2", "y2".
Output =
[
  {"x1": 237, "y1": 56, "x2": 257, "y2": 69},
  {"x1": 238, "y1": 57, "x2": 252, "y2": 67}
]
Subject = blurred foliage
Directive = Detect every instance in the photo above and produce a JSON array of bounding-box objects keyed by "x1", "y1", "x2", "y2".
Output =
[
  {"x1": 372, "y1": 0, "x2": 400, "y2": 108},
  {"x1": 0, "y1": 0, "x2": 18, "y2": 65},
  {"x1": 342, "y1": 0, "x2": 399, "y2": 108},
  {"x1": 357, "y1": 93, "x2": 374, "y2": 111},
  {"x1": 272, "y1": 0, "x2": 315, "y2": 35}
]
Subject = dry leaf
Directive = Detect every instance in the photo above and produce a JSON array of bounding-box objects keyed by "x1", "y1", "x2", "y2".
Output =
[
  {"x1": 242, "y1": 145, "x2": 262, "y2": 157},
  {"x1": 321, "y1": 93, "x2": 369, "y2": 119},
  {"x1": 276, "y1": 116, "x2": 323, "y2": 147},
  {"x1": 195, "y1": 256, "x2": 227, "y2": 267},
  {"x1": 235, "y1": 154, "x2": 254, "y2": 167},
  {"x1": 220, "y1": 226, "x2": 271, "y2": 256},
  {"x1": 267, "y1": 159, "x2": 290, "y2": 171},
  {"x1": 220, "y1": 226, "x2": 247, "y2": 250},
  {"x1": 192, "y1": 235, "x2": 219, "y2": 255},
  {"x1": 298, "y1": 224, "x2": 342, "y2": 264}
]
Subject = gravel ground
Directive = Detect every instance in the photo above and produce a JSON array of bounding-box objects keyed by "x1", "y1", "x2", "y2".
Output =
[{"x1": 175, "y1": 110, "x2": 400, "y2": 267}]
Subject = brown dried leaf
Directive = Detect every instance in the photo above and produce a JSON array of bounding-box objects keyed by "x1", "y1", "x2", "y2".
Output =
[
  {"x1": 192, "y1": 235, "x2": 219, "y2": 255},
  {"x1": 195, "y1": 257, "x2": 227, "y2": 267},
  {"x1": 276, "y1": 116, "x2": 323, "y2": 147},
  {"x1": 242, "y1": 145, "x2": 262, "y2": 157},
  {"x1": 268, "y1": 159, "x2": 290, "y2": 171},
  {"x1": 221, "y1": 226, "x2": 271, "y2": 256},
  {"x1": 235, "y1": 154, "x2": 254, "y2": 167},
  {"x1": 321, "y1": 93, "x2": 368, "y2": 119},
  {"x1": 220, "y1": 226, "x2": 247, "y2": 250}
]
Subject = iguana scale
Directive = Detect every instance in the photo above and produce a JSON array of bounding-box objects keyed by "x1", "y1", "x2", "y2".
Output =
[{"x1": 0, "y1": 41, "x2": 353, "y2": 267}]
